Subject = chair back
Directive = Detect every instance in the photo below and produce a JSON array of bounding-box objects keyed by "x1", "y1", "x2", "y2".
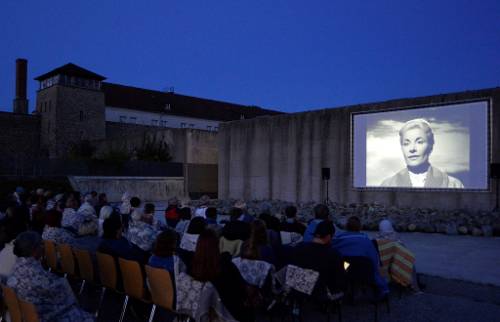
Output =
[
  {"x1": 284, "y1": 265, "x2": 319, "y2": 295},
  {"x1": 1, "y1": 284, "x2": 22, "y2": 322},
  {"x1": 96, "y1": 252, "x2": 117, "y2": 289},
  {"x1": 145, "y1": 265, "x2": 174, "y2": 310},
  {"x1": 43, "y1": 239, "x2": 58, "y2": 271},
  {"x1": 118, "y1": 258, "x2": 146, "y2": 300},
  {"x1": 58, "y1": 243, "x2": 75, "y2": 276},
  {"x1": 18, "y1": 298, "x2": 40, "y2": 322},
  {"x1": 343, "y1": 256, "x2": 375, "y2": 285},
  {"x1": 219, "y1": 237, "x2": 242, "y2": 257},
  {"x1": 73, "y1": 248, "x2": 94, "y2": 281}
]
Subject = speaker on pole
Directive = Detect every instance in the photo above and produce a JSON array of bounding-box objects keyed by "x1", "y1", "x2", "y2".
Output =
[
  {"x1": 322, "y1": 168, "x2": 330, "y2": 181},
  {"x1": 491, "y1": 163, "x2": 500, "y2": 179}
]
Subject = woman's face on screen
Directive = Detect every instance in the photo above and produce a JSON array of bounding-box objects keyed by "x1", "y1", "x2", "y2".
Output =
[{"x1": 401, "y1": 127, "x2": 431, "y2": 167}]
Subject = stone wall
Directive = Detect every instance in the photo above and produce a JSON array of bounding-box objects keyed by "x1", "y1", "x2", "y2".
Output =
[
  {"x1": 218, "y1": 87, "x2": 500, "y2": 211},
  {"x1": 0, "y1": 112, "x2": 40, "y2": 174}
]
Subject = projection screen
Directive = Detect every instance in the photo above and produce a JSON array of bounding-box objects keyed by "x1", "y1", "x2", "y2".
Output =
[{"x1": 352, "y1": 100, "x2": 490, "y2": 190}]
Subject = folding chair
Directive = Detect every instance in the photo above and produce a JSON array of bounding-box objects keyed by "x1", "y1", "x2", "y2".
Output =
[
  {"x1": 118, "y1": 258, "x2": 150, "y2": 322},
  {"x1": 0, "y1": 284, "x2": 22, "y2": 322},
  {"x1": 43, "y1": 240, "x2": 58, "y2": 273},
  {"x1": 95, "y1": 252, "x2": 119, "y2": 318},
  {"x1": 145, "y1": 265, "x2": 175, "y2": 322},
  {"x1": 73, "y1": 248, "x2": 95, "y2": 295},
  {"x1": 58, "y1": 243, "x2": 76, "y2": 279},
  {"x1": 18, "y1": 298, "x2": 40, "y2": 322}
]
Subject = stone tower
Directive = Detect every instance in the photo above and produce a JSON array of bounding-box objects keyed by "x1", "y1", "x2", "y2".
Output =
[
  {"x1": 34, "y1": 63, "x2": 106, "y2": 158},
  {"x1": 13, "y1": 58, "x2": 29, "y2": 114}
]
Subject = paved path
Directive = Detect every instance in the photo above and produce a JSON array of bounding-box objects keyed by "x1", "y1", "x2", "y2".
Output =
[{"x1": 367, "y1": 231, "x2": 500, "y2": 286}]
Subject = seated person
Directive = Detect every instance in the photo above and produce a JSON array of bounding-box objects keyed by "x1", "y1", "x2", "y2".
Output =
[
  {"x1": 241, "y1": 219, "x2": 278, "y2": 267},
  {"x1": 189, "y1": 229, "x2": 252, "y2": 322},
  {"x1": 149, "y1": 229, "x2": 179, "y2": 275},
  {"x1": 165, "y1": 197, "x2": 181, "y2": 228},
  {"x1": 303, "y1": 204, "x2": 331, "y2": 242},
  {"x1": 42, "y1": 209, "x2": 75, "y2": 244},
  {"x1": 127, "y1": 203, "x2": 161, "y2": 252},
  {"x1": 288, "y1": 221, "x2": 346, "y2": 299},
  {"x1": 332, "y1": 216, "x2": 389, "y2": 295},
  {"x1": 178, "y1": 217, "x2": 207, "y2": 267},
  {"x1": 175, "y1": 207, "x2": 192, "y2": 236},
  {"x1": 0, "y1": 219, "x2": 25, "y2": 281},
  {"x1": 280, "y1": 205, "x2": 306, "y2": 235},
  {"x1": 7, "y1": 231, "x2": 94, "y2": 322},
  {"x1": 221, "y1": 207, "x2": 250, "y2": 242},
  {"x1": 205, "y1": 207, "x2": 222, "y2": 235},
  {"x1": 98, "y1": 214, "x2": 149, "y2": 264}
]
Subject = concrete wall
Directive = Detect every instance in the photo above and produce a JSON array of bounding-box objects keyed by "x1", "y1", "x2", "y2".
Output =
[
  {"x1": 0, "y1": 112, "x2": 40, "y2": 174},
  {"x1": 219, "y1": 87, "x2": 500, "y2": 210},
  {"x1": 68, "y1": 176, "x2": 185, "y2": 202}
]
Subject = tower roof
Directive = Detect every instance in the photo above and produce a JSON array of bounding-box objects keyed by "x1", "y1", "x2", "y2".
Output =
[{"x1": 34, "y1": 63, "x2": 106, "y2": 81}]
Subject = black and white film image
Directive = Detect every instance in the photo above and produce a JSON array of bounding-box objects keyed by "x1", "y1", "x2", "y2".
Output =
[{"x1": 352, "y1": 101, "x2": 489, "y2": 189}]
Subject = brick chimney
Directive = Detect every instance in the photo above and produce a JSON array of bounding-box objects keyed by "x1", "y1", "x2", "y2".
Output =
[{"x1": 13, "y1": 58, "x2": 29, "y2": 114}]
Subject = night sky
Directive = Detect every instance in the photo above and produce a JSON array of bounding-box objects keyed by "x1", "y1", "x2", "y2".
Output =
[{"x1": 1, "y1": 0, "x2": 499, "y2": 113}]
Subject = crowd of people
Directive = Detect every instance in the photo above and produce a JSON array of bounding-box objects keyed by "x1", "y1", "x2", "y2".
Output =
[{"x1": 0, "y1": 187, "x2": 420, "y2": 322}]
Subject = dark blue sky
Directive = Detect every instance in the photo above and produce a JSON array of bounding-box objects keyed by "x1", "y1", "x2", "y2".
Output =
[{"x1": 1, "y1": 0, "x2": 499, "y2": 113}]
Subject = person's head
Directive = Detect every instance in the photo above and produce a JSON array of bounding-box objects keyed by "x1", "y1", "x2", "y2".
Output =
[
  {"x1": 192, "y1": 229, "x2": 220, "y2": 282},
  {"x1": 99, "y1": 205, "x2": 114, "y2": 221},
  {"x1": 205, "y1": 207, "x2": 217, "y2": 220},
  {"x1": 229, "y1": 207, "x2": 243, "y2": 221},
  {"x1": 168, "y1": 197, "x2": 179, "y2": 208},
  {"x1": 285, "y1": 206, "x2": 297, "y2": 219},
  {"x1": 187, "y1": 217, "x2": 207, "y2": 234},
  {"x1": 98, "y1": 193, "x2": 107, "y2": 204},
  {"x1": 179, "y1": 207, "x2": 192, "y2": 221},
  {"x1": 13, "y1": 231, "x2": 43, "y2": 259},
  {"x1": 313, "y1": 204, "x2": 329, "y2": 220},
  {"x1": 153, "y1": 229, "x2": 178, "y2": 258},
  {"x1": 130, "y1": 197, "x2": 141, "y2": 208},
  {"x1": 102, "y1": 214, "x2": 123, "y2": 239},
  {"x1": 379, "y1": 219, "x2": 394, "y2": 234},
  {"x1": 144, "y1": 203, "x2": 155, "y2": 215},
  {"x1": 399, "y1": 119, "x2": 434, "y2": 169},
  {"x1": 83, "y1": 193, "x2": 93, "y2": 204},
  {"x1": 313, "y1": 220, "x2": 335, "y2": 245},
  {"x1": 259, "y1": 213, "x2": 280, "y2": 232},
  {"x1": 90, "y1": 191, "x2": 98, "y2": 198},
  {"x1": 346, "y1": 216, "x2": 362, "y2": 232},
  {"x1": 45, "y1": 209, "x2": 62, "y2": 228},
  {"x1": 65, "y1": 196, "x2": 78, "y2": 209}
]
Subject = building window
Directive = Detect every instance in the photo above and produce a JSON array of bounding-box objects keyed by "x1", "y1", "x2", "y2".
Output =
[
  {"x1": 165, "y1": 104, "x2": 171, "y2": 111},
  {"x1": 120, "y1": 115, "x2": 126, "y2": 123},
  {"x1": 240, "y1": 114, "x2": 245, "y2": 120},
  {"x1": 160, "y1": 120, "x2": 167, "y2": 127},
  {"x1": 129, "y1": 117, "x2": 137, "y2": 124},
  {"x1": 152, "y1": 119, "x2": 158, "y2": 126},
  {"x1": 80, "y1": 111, "x2": 84, "y2": 121},
  {"x1": 207, "y1": 126, "x2": 212, "y2": 131},
  {"x1": 189, "y1": 124, "x2": 195, "y2": 128},
  {"x1": 180, "y1": 123, "x2": 186, "y2": 128}
]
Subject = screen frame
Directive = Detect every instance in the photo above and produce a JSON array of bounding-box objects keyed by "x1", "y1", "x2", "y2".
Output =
[{"x1": 350, "y1": 98, "x2": 492, "y2": 192}]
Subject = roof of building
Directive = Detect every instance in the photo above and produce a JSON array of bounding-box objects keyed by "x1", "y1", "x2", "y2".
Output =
[
  {"x1": 102, "y1": 82, "x2": 283, "y2": 121},
  {"x1": 34, "y1": 63, "x2": 106, "y2": 81}
]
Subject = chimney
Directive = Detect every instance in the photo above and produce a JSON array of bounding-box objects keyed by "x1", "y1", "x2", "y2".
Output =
[{"x1": 13, "y1": 58, "x2": 29, "y2": 114}]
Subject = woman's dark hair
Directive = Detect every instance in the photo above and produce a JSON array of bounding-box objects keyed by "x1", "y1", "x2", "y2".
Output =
[
  {"x1": 191, "y1": 229, "x2": 220, "y2": 282},
  {"x1": 130, "y1": 197, "x2": 141, "y2": 208},
  {"x1": 229, "y1": 207, "x2": 243, "y2": 220},
  {"x1": 346, "y1": 216, "x2": 362, "y2": 232},
  {"x1": 285, "y1": 206, "x2": 297, "y2": 218},
  {"x1": 242, "y1": 220, "x2": 268, "y2": 260},
  {"x1": 153, "y1": 229, "x2": 178, "y2": 257},
  {"x1": 187, "y1": 217, "x2": 207, "y2": 235},
  {"x1": 179, "y1": 207, "x2": 192, "y2": 221},
  {"x1": 205, "y1": 207, "x2": 217, "y2": 220},
  {"x1": 313, "y1": 204, "x2": 329, "y2": 220},
  {"x1": 102, "y1": 214, "x2": 122, "y2": 239},
  {"x1": 13, "y1": 231, "x2": 42, "y2": 258},
  {"x1": 259, "y1": 213, "x2": 280, "y2": 232},
  {"x1": 45, "y1": 209, "x2": 62, "y2": 228}
]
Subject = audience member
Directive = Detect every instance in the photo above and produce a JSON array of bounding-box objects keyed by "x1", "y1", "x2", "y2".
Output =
[
  {"x1": 205, "y1": 207, "x2": 222, "y2": 235},
  {"x1": 98, "y1": 205, "x2": 114, "y2": 237},
  {"x1": 189, "y1": 229, "x2": 252, "y2": 322},
  {"x1": 288, "y1": 220, "x2": 346, "y2": 299},
  {"x1": 175, "y1": 207, "x2": 192, "y2": 236},
  {"x1": 95, "y1": 193, "x2": 108, "y2": 215},
  {"x1": 241, "y1": 220, "x2": 278, "y2": 266},
  {"x1": 127, "y1": 204, "x2": 161, "y2": 252},
  {"x1": 332, "y1": 216, "x2": 389, "y2": 295},
  {"x1": 149, "y1": 229, "x2": 179, "y2": 275},
  {"x1": 221, "y1": 207, "x2": 251, "y2": 241},
  {"x1": 42, "y1": 209, "x2": 75, "y2": 244},
  {"x1": 165, "y1": 197, "x2": 181, "y2": 228},
  {"x1": 7, "y1": 231, "x2": 94, "y2": 321},
  {"x1": 280, "y1": 206, "x2": 306, "y2": 235},
  {"x1": 0, "y1": 219, "x2": 25, "y2": 281},
  {"x1": 303, "y1": 204, "x2": 331, "y2": 242}
]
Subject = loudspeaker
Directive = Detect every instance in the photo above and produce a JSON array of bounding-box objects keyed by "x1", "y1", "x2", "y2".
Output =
[
  {"x1": 322, "y1": 168, "x2": 330, "y2": 180},
  {"x1": 491, "y1": 163, "x2": 500, "y2": 179}
]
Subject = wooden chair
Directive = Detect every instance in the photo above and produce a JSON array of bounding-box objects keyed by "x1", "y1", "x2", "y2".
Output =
[
  {"x1": 18, "y1": 299, "x2": 40, "y2": 322},
  {"x1": 118, "y1": 258, "x2": 150, "y2": 322},
  {"x1": 73, "y1": 248, "x2": 94, "y2": 295},
  {"x1": 95, "y1": 252, "x2": 118, "y2": 318},
  {"x1": 43, "y1": 240, "x2": 58, "y2": 273},
  {"x1": 0, "y1": 284, "x2": 22, "y2": 322},
  {"x1": 58, "y1": 243, "x2": 76, "y2": 279},
  {"x1": 145, "y1": 265, "x2": 174, "y2": 322}
]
